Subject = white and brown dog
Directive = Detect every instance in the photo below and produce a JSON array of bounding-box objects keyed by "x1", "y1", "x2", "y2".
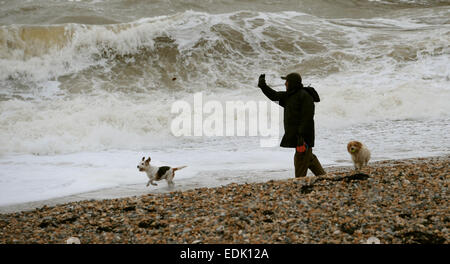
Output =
[
  {"x1": 347, "y1": 141, "x2": 371, "y2": 171},
  {"x1": 137, "y1": 156, "x2": 186, "y2": 187}
]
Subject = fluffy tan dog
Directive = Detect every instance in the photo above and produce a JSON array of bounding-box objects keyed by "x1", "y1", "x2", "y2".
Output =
[{"x1": 347, "y1": 141, "x2": 371, "y2": 171}]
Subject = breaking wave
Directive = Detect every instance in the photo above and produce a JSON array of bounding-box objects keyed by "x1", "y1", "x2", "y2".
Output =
[{"x1": 0, "y1": 4, "x2": 449, "y2": 154}]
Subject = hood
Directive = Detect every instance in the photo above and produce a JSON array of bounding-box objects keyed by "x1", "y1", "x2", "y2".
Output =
[
  {"x1": 303, "y1": 86, "x2": 321, "y2": 102},
  {"x1": 287, "y1": 83, "x2": 321, "y2": 103}
]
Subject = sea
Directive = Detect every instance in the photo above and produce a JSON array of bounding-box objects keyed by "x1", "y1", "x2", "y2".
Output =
[{"x1": 0, "y1": 0, "x2": 449, "y2": 207}]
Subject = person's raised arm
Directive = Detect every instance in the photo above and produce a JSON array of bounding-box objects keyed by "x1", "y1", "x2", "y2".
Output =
[{"x1": 257, "y1": 74, "x2": 285, "y2": 103}]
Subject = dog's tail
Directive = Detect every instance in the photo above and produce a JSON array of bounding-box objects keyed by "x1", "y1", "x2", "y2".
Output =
[{"x1": 173, "y1": 165, "x2": 187, "y2": 172}]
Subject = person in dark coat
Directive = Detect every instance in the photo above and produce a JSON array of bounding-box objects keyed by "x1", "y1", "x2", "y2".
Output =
[{"x1": 258, "y1": 72, "x2": 326, "y2": 177}]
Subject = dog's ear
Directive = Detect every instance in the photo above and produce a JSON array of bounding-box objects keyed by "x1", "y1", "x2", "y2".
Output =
[
  {"x1": 142, "y1": 157, "x2": 145, "y2": 161},
  {"x1": 145, "y1": 157, "x2": 151, "y2": 164}
]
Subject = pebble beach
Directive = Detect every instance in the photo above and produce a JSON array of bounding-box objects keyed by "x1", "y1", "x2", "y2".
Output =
[{"x1": 0, "y1": 156, "x2": 448, "y2": 244}]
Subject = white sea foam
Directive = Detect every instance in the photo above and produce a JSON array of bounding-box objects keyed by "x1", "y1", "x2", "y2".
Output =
[
  {"x1": 1, "y1": 73, "x2": 449, "y2": 156},
  {"x1": 1, "y1": 117, "x2": 449, "y2": 206}
]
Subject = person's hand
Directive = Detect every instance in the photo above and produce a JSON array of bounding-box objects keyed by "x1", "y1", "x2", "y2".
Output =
[
  {"x1": 296, "y1": 143, "x2": 307, "y2": 153},
  {"x1": 258, "y1": 74, "x2": 266, "y2": 88},
  {"x1": 296, "y1": 136, "x2": 307, "y2": 153}
]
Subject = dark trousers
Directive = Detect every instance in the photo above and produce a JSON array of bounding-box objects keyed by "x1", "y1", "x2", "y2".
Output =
[{"x1": 294, "y1": 147, "x2": 326, "y2": 177}]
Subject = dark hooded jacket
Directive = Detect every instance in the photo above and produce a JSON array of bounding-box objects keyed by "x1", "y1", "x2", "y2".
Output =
[{"x1": 259, "y1": 82, "x2": 320, "y2": 148}]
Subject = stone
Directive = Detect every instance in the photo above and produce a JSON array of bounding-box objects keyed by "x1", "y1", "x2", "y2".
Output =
[{"x1": 66, "y1": 237, "x2": 81, "y2": 244}]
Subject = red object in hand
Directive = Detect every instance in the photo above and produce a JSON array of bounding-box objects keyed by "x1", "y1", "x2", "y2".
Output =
[{"x1": 296, "y1": 144, "x2": 306, "y2": 153}]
